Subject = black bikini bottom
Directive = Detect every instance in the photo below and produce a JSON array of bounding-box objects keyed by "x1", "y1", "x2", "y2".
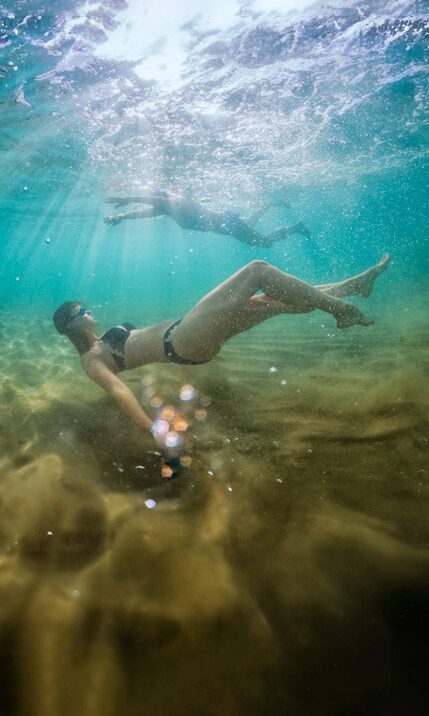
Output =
[{"x1": 163, "y1": 319, "x2": 209, "y2": 366}]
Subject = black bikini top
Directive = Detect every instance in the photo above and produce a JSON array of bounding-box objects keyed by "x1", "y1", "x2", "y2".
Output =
[{"x1": 100, "y1": 323, "x2": 135, "y2": 371}]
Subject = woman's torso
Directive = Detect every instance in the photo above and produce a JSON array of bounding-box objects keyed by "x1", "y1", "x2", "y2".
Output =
[
  {"x1": 170, "y1": 200, "x2": 212, "y2": 231},
  {"x1": 81, "y1": 320, "x2": 175, "y2": 374}
]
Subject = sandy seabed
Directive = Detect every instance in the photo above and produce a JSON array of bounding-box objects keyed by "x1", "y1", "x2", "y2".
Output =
[{"x1": 0, "y1": 301, "x2": 428, "y2": 716}]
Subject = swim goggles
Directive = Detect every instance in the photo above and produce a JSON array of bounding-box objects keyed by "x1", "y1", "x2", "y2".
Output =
[{"x1": 70, "y1": 306, "x2": 88, "y2": 322}]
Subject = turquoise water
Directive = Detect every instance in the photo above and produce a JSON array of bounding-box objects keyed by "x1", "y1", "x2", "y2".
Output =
[
  {"x1": 0, "y1": 2, "x2": 428, "y2": 715},
  {"x1": 1, "y1": 0, "x2": 427, "y2": 315}
]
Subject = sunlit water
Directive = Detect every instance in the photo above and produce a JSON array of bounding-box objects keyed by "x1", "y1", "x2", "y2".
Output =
[{"x1": 0, "y1": 1, "x2": 428, "y2": 715}]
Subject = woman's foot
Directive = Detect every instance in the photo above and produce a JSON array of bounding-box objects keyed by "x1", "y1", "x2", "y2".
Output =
[
  {"x1": 335, "y1": 303, "x2": 373, "y2": 329},
  {"x1": 357, "y1": 254, "x2": 391, "y2": 297}
]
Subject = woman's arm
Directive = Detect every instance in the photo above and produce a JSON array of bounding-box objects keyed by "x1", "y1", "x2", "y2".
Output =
[
  {"x1": 86, "y1": 360, "x2": 182, "y2": 477},
  {"x1": 104, "y1": 208, "x2": 162, "y2": 225},
  {"x1": 86, "y1": 360, "x2": 153, "y2": 431}
]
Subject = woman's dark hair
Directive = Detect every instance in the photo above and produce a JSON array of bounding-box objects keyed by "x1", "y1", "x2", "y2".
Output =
[
  {"x1": 53, "y1": 301, "x2": 91, "y2": 354},
  {"x1": 53, "y1": 301, "x2": 84, "y2": 334}
]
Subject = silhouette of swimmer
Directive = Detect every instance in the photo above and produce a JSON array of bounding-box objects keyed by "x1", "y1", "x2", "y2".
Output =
[{"x1": 104, "y1": 191, "x2": 311, "y2": 248}]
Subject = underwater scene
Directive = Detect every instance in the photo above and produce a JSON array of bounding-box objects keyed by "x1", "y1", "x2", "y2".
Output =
[{"x1": 0, "y1": 1, "x2": 428, "y2": 714}]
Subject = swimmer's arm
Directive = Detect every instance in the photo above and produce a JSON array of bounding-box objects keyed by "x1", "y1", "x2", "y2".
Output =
[
  {"x1": 104, "y1": 209, "x2": 160, "y2": 225},
  {"x1": 104, "y1": 208, "x2": 161, "y2": 225},
  {"x1": 86, "y1": 361, "x2": 153, "y2": 431}
]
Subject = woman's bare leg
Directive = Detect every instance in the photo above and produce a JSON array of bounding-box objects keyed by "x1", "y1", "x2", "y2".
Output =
[
  {"x1": 246, "y1": 198, "x2": 292, "y2": 227},
  {"x1": 235, "y1": 254, "x2": 390, "y2": 305},
  {"x1": 172, "y1": 260, "x2": 376, "y2": 361},
  {"x1": 316, "y1": 254, "x2": 391, "y2": 298},
  {"x1": 230, "y1": 220, "x2": 311, "y2": 246},
  {"x1": 246, "y1": 206, "x2": 270, "y2": 227},
  {"x1": 263, "y1": 221, "x2": 311, "y2": 244},
  {"x1": 229, "y1": 255, "x2": 391, "y2": 332},
  {"x1": 192, "y1": 261, "x2": 374, "y2": 321}
]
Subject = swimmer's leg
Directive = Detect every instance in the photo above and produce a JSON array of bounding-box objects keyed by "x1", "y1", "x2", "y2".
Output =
[
  {"x1": 246, "y1": 198, "x2": 292, "y2": 227},
  {"x1": 237, "y1": 255, "x2": 391, "y2": 329},
  {"x1": 172, "y1": 260, "x2": 373, "y2": 360},
  {"x1": 246, "y1": 206, "x2": 269, "y2": 227},
  {"x1": 260, "y1": 222, "x2": 312, "y2": 246},
  {"x1": 316, "y1": 255, "x2": 391, "y2": 298},
  {"x1": 226, "y1": 220, "x2": 273, "y2": 246}
]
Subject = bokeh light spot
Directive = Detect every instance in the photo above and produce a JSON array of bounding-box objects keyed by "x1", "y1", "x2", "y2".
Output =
[
  {"x1": 180, "y1": 384, "x2": 195, "y2": 401},
  {"x1": 165, "y1": 431, "x2": 179, "y2": 448},
  {"x1": 161, "y1": 405, "x2": 176, "y2": 421},
  {"x1": 151, "y1": 418, "x2": 169, "y2": 437},
  {"x1": 161, "y1": 463, "x2": 174, "y2": 479},
  {"x1": 173, "y1": 414, "x2": 188, "y2": 432}
]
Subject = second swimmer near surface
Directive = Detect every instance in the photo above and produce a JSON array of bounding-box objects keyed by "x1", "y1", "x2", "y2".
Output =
[
  {"x1": 104, "y1": 191, "x2": 311, "y2": 248},
  {"x1": 53, "y1": 251, "x2": 391, "y2": 476}
]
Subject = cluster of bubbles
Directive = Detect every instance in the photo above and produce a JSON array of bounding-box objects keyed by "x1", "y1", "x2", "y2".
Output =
[
  {"x1": 141, "y1": 366, "x2": 290, "y2": 482},
  {"x1": 141, "y1": 374, "x2": 211, "y2": 478}
]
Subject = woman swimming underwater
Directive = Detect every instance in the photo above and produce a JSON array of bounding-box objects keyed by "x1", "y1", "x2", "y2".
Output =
[
  {"x1": 54, "y1": 256, "x2": 390, "y2": 459},
  {"x1": 104, "y1": 191, "x2": 311, "y2": 248}
]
